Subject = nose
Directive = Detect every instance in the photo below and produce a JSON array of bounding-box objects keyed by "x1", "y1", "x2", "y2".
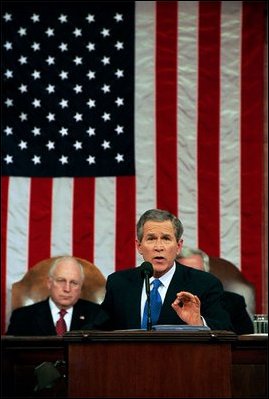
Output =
[
  {"x1": 154, "y1": 238, "x2": 164, "y2": 250},
  {"x1": 63, "y1": 282, "x2": 72, "y2": 291}
]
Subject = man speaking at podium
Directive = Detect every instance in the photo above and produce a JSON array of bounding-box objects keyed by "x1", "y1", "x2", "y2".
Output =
[{"x1": 101, "y1": 209, "x2": 233, "y2": 332}]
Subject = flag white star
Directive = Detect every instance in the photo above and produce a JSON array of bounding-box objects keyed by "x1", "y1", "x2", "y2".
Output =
[
  {"x1": 59, "y1": 42, "x2": 68, "y2": 52},
  {"x1": 115, "y1": 125, "x2": 124, "y2": 134},
  {"x1": 102, "y1": 112, "x2": 111, "y2": 121},
  {"x1": 101, "y1": 56, "x2": 110, "y2": 65},
  {"x1": 74, "y1": 113, "x2": 83, "y2": 122},
  {"x1": 59, "y1": 71, "x2": 68, "y2": 80},
  {"x1": 31, "y1": 14, "x2": 40, "y2": 23},
  {"x1": 73, "y1": 141, "x2": 82, "y2": 150},
  {"x1": 59, "y1": 127, "x2": 68, "y2": 136},
  {"x1": 115, "y1": 41, "x2": 124, "y2": 50},
  {"x1": 46, "y1": 56, "x2": 55, "y2": 65},
  {"x1": 46, "y1": 141, "x2": 55, "y2": 150},
  {"x1": 101, "y1": 140, "x2": 110, "y2": 150},
  {"x1": 115, "y1": 153, "x2": 124, "y2": 163},
  {"x1": 32, "y1": 70, "x2": 41, "y2": 79},
  {"x1": 101, "y1": 84, "x2": 110, "y2": 93},
  {"x1": 46, "y1": 113, "x2": 55, "y2": 122},
  {"x1": 114, "y1": 13, "x2": 123, "y2": 22},
  {"x1": 73, "y1": 56, "x2": 83, "y2": 65},
  {"x1": 32, "y1": 155, "x2": 41, "y2": 164},
  {"x1": 86, "y1": 127, "x2": 95, "y2": 136},
  {"x1": 32, "y1": 99, "x2": 41, "y2": 108},
  {"x1": 3, "y1": 13, "x2": 12, "y2": 22},
  {"x1": 18, "y1": 140, "x2": 27, "y2": 150},
  {"x1": 18, "y1": 84, "x2": 28, "y2": 93},
  {"x1": 115, "y1": 97, "x2": 124, "y2": 107},
  {"x1": 115, "y1": 69, "x2": 124, "y2": 78},
  {"x1": 19, "y1": 112, "x2": 27, "y2": 121},
  {"x1": 86, "y1": 42, "x2": 95, "y2": 51},
  {"x1": 5, "y1": 98, "x2": 13, "y2": 107},
  {"x1": 18, "y1": 55, "x2": 27, "y2": 64},
  {"x1": 4, "y1": 69, "x2": 13, "y2": 79},
  {"x1": 100, "y1": 28, "x2": 110, "y2": 37},
  {"x1": 31, "y1": 42, "x2": 40, "y2": 51},
  {"x1": 4, "y1": 154, "x2": 13, "y2": 164},
  {"x1": 87, "y1": 70, "x2": 96, "y2": 80},
  {"x1": 45, "y1": 27, "x2": 54, "y2": 37},
  {"x1": 32, "y1": 127, "x2": 41, "y2": 136},
  {"x1": 58, "y1": 14, "x2": 68, "y2": 23},
  {"x1": 86, "y1": 155, "x2": 95, "y2": 165},
  {"x1": 3, "y1": 41, "x2": 12, "y2": 50},
  {"x1": 18, "y1": 27, "x2": 27, "y2": 36},
  {"x1": 87, "y1": 99, "x2": 96, "y2": 108},
  {"x1": 73, "y1": 84, "x2": 82, "y2": 94},
  {"x1": 59, "y1": 155, "x2": 68, "y2": 164},
  {"x1": 59, "y1": 99, "x2": 68, "y2": 108},
  {"x1": 86, "y1": 14, "x2": 95, "y2": 23},
  {"x1": 46, "y1": 84, "x2": 55, "y2": 93},
  {"x1": 4, "y1": 126, "x2": 13, "y2": 135},
  {"x1": 73, "y1": 28, "x2": 82, "y2": 37}
]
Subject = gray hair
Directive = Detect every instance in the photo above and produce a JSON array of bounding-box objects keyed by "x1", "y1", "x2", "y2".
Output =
[
  {"x1": 177, "y1": 246, "x2": 210, "y2": 272},
  {"x1": 137, "y1": 209, "x2": 184, "y2": 242},
  {"x1": 48, "y1": 256, "x2": 85, "y2": 281}
]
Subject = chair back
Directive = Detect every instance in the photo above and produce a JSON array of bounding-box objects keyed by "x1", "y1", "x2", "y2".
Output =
[
  {"x1": 209, "y1": 256, "x2": 256, "y2": 317},
  {"x1": 12, "y1": 257, "x2": 107, "y2": 310}
]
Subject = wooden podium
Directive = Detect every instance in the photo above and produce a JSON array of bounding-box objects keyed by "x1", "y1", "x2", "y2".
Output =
[{"x1": 64, "y1": 330, "x2": 237, "y2": 398}]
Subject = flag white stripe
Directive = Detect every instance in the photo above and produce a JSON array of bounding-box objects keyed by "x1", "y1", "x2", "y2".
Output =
[
  {"x1": 94, "y1": 177, "x2": 116, "y2": 277},
  {"x1": 177, "y1": 1, "x2": 199, "y2": 247},
  {"x1": 135, "y1": 1, "x2": 156, "y2": 267},
  {"x1": 220, "y1": 1, "x2": 242, "y2": 267},
  {"x1": 51, "y1": 178, "x2": 74, "y2": 257}
]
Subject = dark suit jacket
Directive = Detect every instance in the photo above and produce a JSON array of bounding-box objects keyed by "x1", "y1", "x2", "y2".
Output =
[
  {"x1": 101, "y1": 262, "x2": 233, "y2": 331},
  {"x1": 6, "y1": 298, "x2": 109, "y2": 336},
  {"x1": 221, "y1": 291, "x2": 254, "y2": 335}
]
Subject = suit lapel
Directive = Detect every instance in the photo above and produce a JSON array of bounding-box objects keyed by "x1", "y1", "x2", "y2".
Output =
[{"x1": 35, "y1": 300, "x2": 56, "y2": 335}]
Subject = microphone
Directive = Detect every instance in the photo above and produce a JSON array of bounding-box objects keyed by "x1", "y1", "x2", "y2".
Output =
[{"x1": 140, "y1": 262, "x2": 154, "y2": 331}]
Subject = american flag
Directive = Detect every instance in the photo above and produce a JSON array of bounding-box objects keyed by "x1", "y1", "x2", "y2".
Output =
[{"x1": 1, "y1": 1, "x2": 266, "y2": 332}]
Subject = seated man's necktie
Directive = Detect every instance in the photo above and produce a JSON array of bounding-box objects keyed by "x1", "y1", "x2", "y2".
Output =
[{"x1": 56, "y1": 309, "x2": 67, "y2": 336}]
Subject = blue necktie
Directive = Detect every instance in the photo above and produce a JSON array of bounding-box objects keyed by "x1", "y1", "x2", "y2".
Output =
[{"x1": 142, "y1": 279, "x2": 162, "y2": 329}]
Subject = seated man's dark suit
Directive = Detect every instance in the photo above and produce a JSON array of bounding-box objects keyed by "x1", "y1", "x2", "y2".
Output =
[
  {"x1": 221, "y1": 291, "x2": 254, "y2": 335},
  {"x1": 101, "y1": 262, "x2": 233, "y2": 331},
  {"x1": 6, "y1": 298, "x2": 109, "y2": 336}
]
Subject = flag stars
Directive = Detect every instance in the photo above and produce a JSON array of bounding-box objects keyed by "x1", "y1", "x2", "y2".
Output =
[
  {"x1": 101, "y1": 140, "x2": 110, "y2": 150},
  {"x1": 73, "y1": 28, "x2": 82, "y2": 37},
  {"x1": 32, "y1": 99, "x2": 41, "y2": 108},
  {"x1": 87, "y1": 70, "x2": 95, "y2": 80},
  {"x1": 73, "y1": 141, "x2": 82, "y2": 150},
  {"x1": 73, "y1": 56, "x2": 83, "y2": 65},
  {"x1": 18, "y1": 55, "x2": 27, "y2": 64},
  {"x1": 114, "y1": 13, "x2": 123, "y2": 22},
  {"x1": 18, "y1": 27, "x2": 27, "y2": 36},
  {"x1": 87, "y1": 99, "x2": 96, "y2": 108},
  {"x1": 32, "y1": 155, "x2": 41, "y2": 164},
  {"x1": 59, "y1": 155, "x2": 68, "y2": 165},
  {"x1": 101, "y1": 84, "x2": 110, "y2": 93},
  {"x1": 59, "y1": 127, "x2": 68, "y2": 136},
  {"x1": 86, "y1": 14, "x2": 95, "y2": 23},
  {"x1": 74, "y1": 113, "x2": 83, "y2": 122},
  {"x1": 18, "y1": 140, "x2": 27, "y2": 150},
  {"x1": 4, "y1": 126, "x2": 13, "y2": 135},
  {"x1": 4, "y1": 41, "x2": 13, "y2": 50},
  {"x1": 59, "y1": 99, "x2": 68, "y2": 108},
  {"x1": 102, "y1": 112, "x2": 111, "y2": 122},
  {"x1": 32, "y1": 127, "x2": 41, "y2": 136},
  {"x1": 19, "y1": 112, "x2": 28, "y2": 121},
  {"x1": 115, "y1": 69, "x2": 124, "y2": 78},
  {"x1": 59, "y1": 71, "x2": 68, "y2": 80},
  {"x1": 115, "y1": 41, "x2": 124, "y2": 50},
  {"x1": 4, "y1": 69, "x2": 13, "y2": 79},
  {"x1": 3, "y1": 13, "x2": 12, "y2": 22},
  {"x1": 59, "y1": 42, "x2": 68, "y2": 52},
  {"x1": 115, "y1": 125, "x2": 124, "y2": 134},
  {"x1": 4, "y1": 154, "x2": 13, "y2": 164},
  {"x1": 73, "y1": 84, "x2": 82, "y2": 94},
  {"x1": 31, "y1": 42, "x2": 40, "y2": 51},
  {"x1": 58, "y1": 14, "x2": 68, "y2": 23},
  {"x1": 86, "y1": 155, "x2": 95, "y2": 165},
  {"x1": 46, "y1": 113, "x2": 55, "y2": 122},
  {"x1": 86, "y1": 127, "x2": 95, "y2": 136},
  {"x1": 100, "y1": 28, "x2": 110, "y2": 37},
  {"x1": 31, "y1": 14, "x2": 40, "y2": 23},
  {"x1": 115, "y1": 97, "x2": 124, "y2": 107},
  {"x1": 46, "y1": 56, "x2": 55, "y2": 65},
  {"x1": 45, "y1": 27, "x2": 54, "y2": 37},
  {"x1": 115, "y1": 153, "x2": 124, "y2": 163},
  {"x1": 46, "y1": 141, "x2": 55, "y2": 150},
  {"x1": 32, "y1": 70, "x2": 41, "y2": 79},
  {"x1": 5, "y1": 98, "x2": 13, "y2": 107},
  {"x1": 46, "y1": 84, "x2": 55, "y2": 93},
  {"x1": 86, "y1": 42, "x2": 95, "y2": 52},
  {"x1": 101, "y1": 56, "x2": 110, "y2": 65},
  {"x1": 18, "y1": 84, "x2": 28, "y2": 93}
]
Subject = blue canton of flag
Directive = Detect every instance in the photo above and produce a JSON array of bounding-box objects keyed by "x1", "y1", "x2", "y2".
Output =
[{"x1": 2, "y1": 1, "x2": 135, "y2": 177}]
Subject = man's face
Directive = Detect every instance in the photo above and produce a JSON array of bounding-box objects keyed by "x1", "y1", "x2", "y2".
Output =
[
  {"x1": 47, "y1": 259, "x2": 83, "y2": 309},
  {"x1": 179, "y1": 254, "x2": 204, "y2": 271},
  {"x1": 136, "y1": 220, "x2": 183, "y2": 278}
]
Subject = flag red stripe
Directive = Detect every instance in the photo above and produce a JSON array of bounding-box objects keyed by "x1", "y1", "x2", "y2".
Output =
[
  {"x1": 115, "y1": 176, "x2": 136, "y2": 270},
  {"x1": 197, "y1": 2, "x2": 221, "y2": 255},
  {"x1": 1, "y1": 176, "x2": 9, "y2": 333},
  {"x1": 241, "y1": 2, "x2": 265, "y2": 313},
  {"x1": 28, "y1": 178, "x2": 53, "y2": 267},
  {"x1": 156, "y1": 1, "x2": 178, "y2": 214},
  {"x1": 73, "y1": 178, "x2": 95, "y2": 261}
]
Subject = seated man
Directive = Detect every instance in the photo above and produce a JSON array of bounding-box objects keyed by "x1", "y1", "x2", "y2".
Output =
[
  {"x1": 177, "y1": 246, "x2": 254, "y2": 335},
  {"x1": 6, "y1": 256, "x2": 109, "y2": 336}
]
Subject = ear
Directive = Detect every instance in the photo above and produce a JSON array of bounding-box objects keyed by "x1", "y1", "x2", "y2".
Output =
[
  {"x1": 136, "y1": 239, "x2": 143, "y2": 255},
  {"x1": 47, "y1": 276, "x2": 52, "y2": 290},
  {"x1": 176, "y1": 239, "x2": 183, "y2": 255}
]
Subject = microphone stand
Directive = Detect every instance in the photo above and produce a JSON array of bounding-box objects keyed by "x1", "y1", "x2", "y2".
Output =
[{"x1": 145, "y1": 273, "x2": 152, "y2": 331}]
